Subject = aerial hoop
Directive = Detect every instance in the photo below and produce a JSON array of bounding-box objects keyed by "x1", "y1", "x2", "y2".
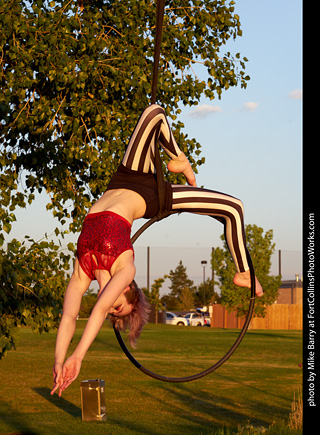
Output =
[
  {"x1": 113, "y1": 212, "x2": 256, "y2": 383},
  {"x1": 113, "y1": 0, "x2": 255, "y2": 382}
]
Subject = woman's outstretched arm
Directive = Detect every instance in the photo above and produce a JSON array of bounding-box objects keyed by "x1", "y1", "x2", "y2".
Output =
[
  {"x1": 54, "y1": 251, "x2": 136, "y2": 396},
  {"x1": 51, "y1": 259, "x2": 91, "y2": 396}
]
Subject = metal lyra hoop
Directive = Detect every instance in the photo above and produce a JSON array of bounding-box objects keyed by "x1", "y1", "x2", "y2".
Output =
[
  {"x1": 113, "y1": 0, "x2": 255, "y2": 383},
  {"x1": 113, "y1": 212, "x2": 256, "y2": 383}
]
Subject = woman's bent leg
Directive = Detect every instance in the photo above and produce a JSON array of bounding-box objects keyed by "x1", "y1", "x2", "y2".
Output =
[
  {"x1": 172, "y1": 185, "x2": 248, "y2": 272},
  {"x1": 171, "y1": 184, "x2": 263, "y2": 296},
  {"x1": 122, "y1": 105, "x2": 182, "y2": 174}
]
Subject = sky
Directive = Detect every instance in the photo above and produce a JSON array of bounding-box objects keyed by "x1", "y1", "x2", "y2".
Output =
[{"x1": 7, "y1": 0, "x2": 303, "y2": 292}]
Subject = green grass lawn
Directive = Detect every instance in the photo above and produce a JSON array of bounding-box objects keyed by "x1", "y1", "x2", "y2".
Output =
[{"x1": 0, "y1": 322, "x2": 302, "y2": 435}]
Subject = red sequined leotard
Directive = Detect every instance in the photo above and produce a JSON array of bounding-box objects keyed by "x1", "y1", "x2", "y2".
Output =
[{"x1": 76, "y1": 211, "x2": 133, "y2": 280}]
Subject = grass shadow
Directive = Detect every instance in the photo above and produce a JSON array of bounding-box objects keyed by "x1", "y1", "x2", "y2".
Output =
[
  {"x1": 133, "y1": 381, "x2": 271, "y2": 431},
  {"x1": 33, "y1": 388, "x2": 82, "y2": 419},
  {"x1": 0, "y1": 400, "x2": 40, "y2": 435}
]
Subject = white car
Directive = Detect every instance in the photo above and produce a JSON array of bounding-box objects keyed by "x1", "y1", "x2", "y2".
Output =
[
  {"x1": 183, "y1": 312, "x2": 205, "y2": 326},
  {"x1": 183, "y1": 312, "x2": 211, "y2": 327},
  {"x1": 166, "y1": 312, "x2": 189, "y2": 326}
]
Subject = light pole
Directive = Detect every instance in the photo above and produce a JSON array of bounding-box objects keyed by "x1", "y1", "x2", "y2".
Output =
[{"x1": 201, "y1": 260, "x2": 207, "y2": 307}]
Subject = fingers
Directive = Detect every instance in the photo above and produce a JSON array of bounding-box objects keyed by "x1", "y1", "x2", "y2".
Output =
[
  {"x1": 57, "y1": 372, "x2": 79, "y2": 396},
  {"x1": 51, "y1": 357, "x2": 82, "y2": 397},
  {"x1": 51, "y1": 375, "x2": 64, "y2": 396},
  {"x1": 50, "y1": 383, "x2": 61, "y2": 396},
  {"x1": 51, "y1": 374, "x2": 73, "y2": 397},
  {"x1": 59, "y1": 375, "x2": 77, "y2": 395},
  {"x1": 54, "y1": 362, "x2": 80, "y2": 396},
  {"x1": 50, "y1": 366, "x2": 67, "y2": 397},
  {"x1": 51, "y1": 364, "x2": 62, "y2": 395}
]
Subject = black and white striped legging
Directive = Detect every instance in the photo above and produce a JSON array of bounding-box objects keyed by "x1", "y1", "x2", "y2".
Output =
[{"x1": 122, "y1": 104, "x2": 249, "y2": 273}]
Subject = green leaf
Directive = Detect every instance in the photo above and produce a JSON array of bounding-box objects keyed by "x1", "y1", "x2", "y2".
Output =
[{"x1": 3, "y1": 222, "x2": 11, "y2": 234}]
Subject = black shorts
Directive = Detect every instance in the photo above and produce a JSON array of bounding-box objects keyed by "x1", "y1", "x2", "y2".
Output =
[{"x1": 107, "y1": 164, "x2": 172, "y2": 219}]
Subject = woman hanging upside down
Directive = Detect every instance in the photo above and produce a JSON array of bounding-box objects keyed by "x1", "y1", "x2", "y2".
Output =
[{"x1": 51, "y1": 104, "x2": 263, "y2": 397}]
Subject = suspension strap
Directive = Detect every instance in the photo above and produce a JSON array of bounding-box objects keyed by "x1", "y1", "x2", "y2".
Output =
[
  {"x1": 154, "y1": 126, "x2": 169, "y2": 220},
  {"x1": 150, "y1": 0, "x2": 171, "y2": 220},
  {"x1": 151, "y1": 0, "x2": 166, "y2": 104}
]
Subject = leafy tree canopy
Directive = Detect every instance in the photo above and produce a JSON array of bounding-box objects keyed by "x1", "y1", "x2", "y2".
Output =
[
  {"x1": 193, "y1": 277, "x2": 221, "y2": 307},
  {"x1": 0, "y1": 0, "x2": 250, "y2": 242},
  {"x1": 0, "y1": 0, "x2": 250, "y2": 357},
  {"x1": 163, "y1": 260, "x2": 195, "y2": 310},
  {"x1": 166, "y1": 260, "x2": 195, "y2": 297},
  {"x1": 0, "y1": 236, "x2": 70, "y2": 358}
]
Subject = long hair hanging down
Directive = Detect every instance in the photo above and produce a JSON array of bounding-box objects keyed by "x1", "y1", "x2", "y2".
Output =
[{"x1": 110, "y1": 281, "x2": 150, "y2": 348}]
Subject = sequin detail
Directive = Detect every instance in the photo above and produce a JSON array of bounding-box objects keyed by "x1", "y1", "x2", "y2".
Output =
[{"x1": 76, "y1": 211, "x2": 133, "y2": 280}]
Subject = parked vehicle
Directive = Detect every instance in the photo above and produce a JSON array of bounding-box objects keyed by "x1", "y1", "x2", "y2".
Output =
[
  {"x1": 197, "y1": 308, "x2": 211, "y2": 327},
  {"x1": 203, "y1": 314, "x2": 211, "y2": 327},
  {"x1": 166, "y1": 312, "x2": 189, "y2": 326},
  {"x1": 183, "y1": 312, "x2": 205, "y2": 326},
  {"x1": 183, "y1": 312, "x2": 211, "y2": 327}
]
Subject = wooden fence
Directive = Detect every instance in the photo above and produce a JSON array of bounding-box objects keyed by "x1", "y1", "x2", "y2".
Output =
[{"x1": 211, "y1": 304, "x2": 303, "y2": 330}]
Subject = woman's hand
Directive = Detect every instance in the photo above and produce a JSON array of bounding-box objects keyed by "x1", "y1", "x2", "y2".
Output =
[
  {"x1": 51, "y1": 265, "x2": 91, "y2": 397},
  {"x1": 51, "y1": 363, "x2": 63, "y2": 396},
  {"x1": 51, "y1": 356, "x2": 82, "y2": 397},
  {"x1": 58, "y1": 355, "x2": 82, "y2": 396}
]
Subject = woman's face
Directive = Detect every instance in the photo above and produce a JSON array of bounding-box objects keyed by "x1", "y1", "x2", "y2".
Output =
[{"x1": 109, "y1": 287, "x2": 133, "y2": 317}]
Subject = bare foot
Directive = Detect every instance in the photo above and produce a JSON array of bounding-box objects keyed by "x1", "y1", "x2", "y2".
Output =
[
  {"x1": 233, "y1": 270, "x2": 263, "y2": 297},
  {"x1": 167, "y1": 152, "x2": 197, "y2": 187}
]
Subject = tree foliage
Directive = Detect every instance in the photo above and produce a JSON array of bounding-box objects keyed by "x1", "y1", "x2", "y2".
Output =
[
  {"x1": 162, "y1": 260, "x2": 195, "y2": 310},
  {"x1": 0, "y1": 0, "x2": 250, "y2": 240},
  {"x1": 162, "y1": 260, "x2": 221, "y2": 310},
  {"x1": 0, "y1": 0, "x2": 250, "y2": 357},
  {"x1": 78, "y1": 287, "x2": 97, "y2": 318},
  {"x1": 177, "y1": 286, "x2": 195, "y2": 310},
  {"x1": 150, "y1": 277, "x2": 164, "y2": 310},
  {"x1": 211, "y1": 224, "x2": 281, "y2": 318},
  {"x1": 143, "y1": 277, "x2": 164, "y2": 323},
  {"x1": 193, "y1": 277, "x2": 221, "y2": 307},
  {"x1": 0, "y1": 236, "x2": 71, "y2": 358}
]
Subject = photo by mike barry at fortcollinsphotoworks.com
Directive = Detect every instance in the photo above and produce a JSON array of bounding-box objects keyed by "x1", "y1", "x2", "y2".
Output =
[{"x1": 304, "y1": 212, "x2": 317, "y2": 411}]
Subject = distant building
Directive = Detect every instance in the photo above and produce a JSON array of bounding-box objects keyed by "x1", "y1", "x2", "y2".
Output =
[{"x1": 276, "y1": 276, "x2": 303, "y2": 304}]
